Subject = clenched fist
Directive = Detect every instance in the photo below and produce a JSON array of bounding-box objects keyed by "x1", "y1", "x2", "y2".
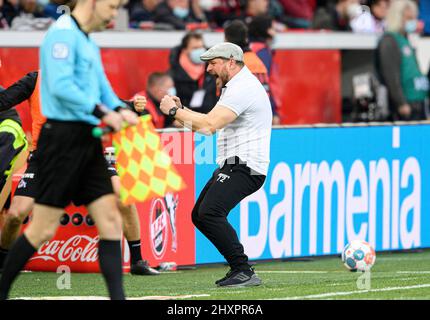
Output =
[
  {"x1": 160, "y1": 95, "x2": 176, "y2": 115},
  {"x1": 119, "y1": 108, "x2": 139, "y2": 126}
]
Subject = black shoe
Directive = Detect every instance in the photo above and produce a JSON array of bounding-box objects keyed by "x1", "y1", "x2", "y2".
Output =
[
  {"x1": 217, "y1": 268, "x2": 262, "y2": 288},
  {"x1": 130, "y1": 260, "x2": 160, "y2": 276},
  {"x1": 215, "y1": 269, "x2": 234, "y2": 285}
]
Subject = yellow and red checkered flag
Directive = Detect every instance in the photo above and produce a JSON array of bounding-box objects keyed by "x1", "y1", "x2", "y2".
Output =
[{"x1": 112, "y1": 115, "x2": 185, "y2": 205}]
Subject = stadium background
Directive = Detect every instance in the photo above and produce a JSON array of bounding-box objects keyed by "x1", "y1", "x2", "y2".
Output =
[{"x1": 1, "y1": 7, "x2": 430, "y2": 273}]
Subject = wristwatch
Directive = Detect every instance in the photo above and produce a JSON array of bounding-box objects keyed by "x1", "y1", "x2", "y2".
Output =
[{"x1": 169, "y1": 106, "x2": 179, "y2": 117}]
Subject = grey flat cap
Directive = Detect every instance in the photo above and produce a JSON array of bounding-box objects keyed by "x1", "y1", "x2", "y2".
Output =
[{"x1": 200, "y1": 42, "x2": 244, "y2": 62}]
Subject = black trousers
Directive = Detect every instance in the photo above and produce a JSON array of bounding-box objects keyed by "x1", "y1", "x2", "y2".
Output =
[
  {"x1": 192, "y1": 157, "x2": 265, "y2": 271},
  {"x1": 0, "y1": 132, "x2": 19, "y2": 190},
  {"x1": 1, "y1": 132, "x2": 22, "y2": 209}
]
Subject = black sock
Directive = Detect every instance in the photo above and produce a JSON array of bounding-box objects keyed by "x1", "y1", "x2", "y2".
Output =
[
  {"x1": 0, "y1": 247, "x2": 9, "y2": 269},
  {"x1": 98, "y1": 240, "x2": 125, "y2": 300},
  {"x1": 0, "y1": 235, "x2": 36, "y2": 300},
  {"x1": 127, "y1": 240, "x2": 142, "y2": 265}
]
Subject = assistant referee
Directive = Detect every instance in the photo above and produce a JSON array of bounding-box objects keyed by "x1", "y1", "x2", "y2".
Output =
[
  {"x1": 0, "y1": 0, "x2": 137, "y2": 300},
  {"x1": 160, "y1": 42, "x2": 272, "y2": 287}
]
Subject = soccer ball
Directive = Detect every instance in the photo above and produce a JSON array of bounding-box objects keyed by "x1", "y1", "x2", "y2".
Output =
[{"x1": 341, "y1": 240, "x2": 376, "y2": 272}]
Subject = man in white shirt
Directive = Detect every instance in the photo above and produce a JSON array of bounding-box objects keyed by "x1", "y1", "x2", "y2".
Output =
[{"x1": 160, "y1": 42, "x2": 272, "y2": 287}]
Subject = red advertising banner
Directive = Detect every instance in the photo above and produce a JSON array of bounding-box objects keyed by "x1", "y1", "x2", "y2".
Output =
[
  {"x1": 0, "y1": 47, "x2": 341, "y2": 127},
  {"x1": 22, "y1": 204, "x2": 108, "y2": 273},
  {"x1": 137, "y1": 131, "x2": 195, "y2": 267}
]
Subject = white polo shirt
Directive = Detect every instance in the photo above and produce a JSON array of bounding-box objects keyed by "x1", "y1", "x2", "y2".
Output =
[{"x1": 216, "y1": 66, "x2": 272, "y2": 176}]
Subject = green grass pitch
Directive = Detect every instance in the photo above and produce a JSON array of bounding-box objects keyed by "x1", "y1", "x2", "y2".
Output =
[{"x1": 8, "y1": 249, "x2": 430, "y2": 300}]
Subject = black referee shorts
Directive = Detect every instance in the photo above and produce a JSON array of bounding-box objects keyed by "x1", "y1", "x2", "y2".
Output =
[{"x1": 34, "y1": 120, "x2": 114, "y2": 208}]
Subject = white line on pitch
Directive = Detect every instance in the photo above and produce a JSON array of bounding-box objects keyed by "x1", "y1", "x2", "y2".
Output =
[
  {"x1": 129, "y1": 294, "x2": 210, "y2": 300},
  {"x1": 15, "y1": 296, "x2": 110, "y2": 300},
  {"x1": 257, "y1": 271, "x2": 328, "y2": 274},
  {"x1": 398, "y1": 278, "x2": 419, "y2": 281},
  {"x1": 15, "y1": 294, "x2": 210, "y2": 300},
  {"x1": 397, "y1": 271, "x2": 430, "y2": 274},
  {"x1": 328, "y1": 283, "x2": 346, "y2": 287},
  {"x1": 272, "y1": 283, "x2": 430, "y2": 300}
]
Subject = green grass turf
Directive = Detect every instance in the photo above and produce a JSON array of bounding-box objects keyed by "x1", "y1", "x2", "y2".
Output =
[{"x1": 8, "y1": 249, "x2": 430, "y2": 300}]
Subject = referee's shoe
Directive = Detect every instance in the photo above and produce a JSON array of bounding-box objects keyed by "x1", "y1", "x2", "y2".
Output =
[
  {"x1": 130, "y1": 260, "x2": 160, "y2": 276},
  {"x1": 216, "y1": 268, "x2": 262, "y2": 287}
]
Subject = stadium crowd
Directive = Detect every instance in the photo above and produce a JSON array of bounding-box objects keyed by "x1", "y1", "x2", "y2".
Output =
[{"x1": 0, "y1": 0, "x2": 428, "y2": 33}]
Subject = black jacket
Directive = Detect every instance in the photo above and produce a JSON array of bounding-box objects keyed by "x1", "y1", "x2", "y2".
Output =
[
  {"x1": 312, "y1": 4, "x2": 352, "y2": 31},
  {"x1": 169, "y1": 46, "x2": 217, "y2": 114},
  {"x1": 0, "y1": 71, "x2": 38, "y2": 125}
]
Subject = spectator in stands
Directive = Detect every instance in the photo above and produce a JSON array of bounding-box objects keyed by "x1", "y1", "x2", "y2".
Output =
[
  {"x1": 43, "y1": 0, "x2": 72, "y2": 20},
  {"x1": 128, "y1": 0, "x2": 160, "y2": 28},
  {"x1": 207, "y1": 0, "x2": 272, "y2": 28},
  {"x1": 225, "y1": 19, "x2": 280, "y2": 124},
  {"x1": 376, "y1": 0, "x2": 429, "y2": 121},
  {"x1": 190, "y1": 0, "x2": 206, "y2": 24},
  {"x1": 133, "y1": 72, "x2": 177, "y2": 128},
  {"x1": 11, "y1": 0, "x2": 52, "y2": 31},
  {"x1": 198, "y1": 0, "x2": 217, "y2": 27},
  {"x1": 265, "y1": 0, "x2": 285, "y2": 26},
  {"x1": 153, "y1": 0, "x2": 205, "y2": 30},
  {"x1": 244, "y1": 0, "x2": 270, "y2": 22},
  {"x1": 169, "y1": 31, "x2": 217, "y2": 113},
  {"x1": 350, "y1": 0, "x2": 388, "y2": 33},
  {"x1": 207, "y1": 0, "x2": 243, "y2": 28},
  {"x1": 248, "y1": 15, "x2": 281, "y2": 124},
  {"x1": 312, "y1": 0, "x2": 362, "y2": 31},
  {"x1": 0, "y1": 0, "x2": 9, "y2": 28},
  {"x1": 1, "y1": 0, "x2": 19, "y2": 27},
  {"x1": 278, "y1": 0, "x2": 315, "y2": 28},
  {"x1": 248, "y1": 15, "x2": 276, "y2": 71}
]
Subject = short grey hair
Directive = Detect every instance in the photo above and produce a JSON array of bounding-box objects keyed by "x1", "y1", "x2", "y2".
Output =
[{"x1": 385, "y1": 0, "x2": 418, "y2": 33}]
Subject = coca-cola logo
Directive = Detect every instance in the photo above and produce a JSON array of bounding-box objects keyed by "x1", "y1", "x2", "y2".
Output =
[
  {"x1": 30, "y1": 235, "x2": 99, "y2": 263},
  {"x1": 149, "y1": 198, "x2": 169, "y2": 259}
]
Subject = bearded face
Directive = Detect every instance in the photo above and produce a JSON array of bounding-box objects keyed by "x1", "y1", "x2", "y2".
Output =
[
  {"x1": 207, "y1": 58, "x2": 232, "y2": 88},
  {"x1": 217, "y1": 62, "x2": 231, "y2": 87}
]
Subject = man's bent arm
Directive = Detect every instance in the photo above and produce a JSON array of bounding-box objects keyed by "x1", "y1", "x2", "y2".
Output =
[
  {"x1": 0, "y1": 72, "x2": 38, "y2": 111},
  {"x1": 174, "y1": 104, "x2": 237, "y2": 135}
]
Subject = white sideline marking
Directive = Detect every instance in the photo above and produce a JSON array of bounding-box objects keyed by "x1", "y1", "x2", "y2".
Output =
[
  {"x1": 397, "y1": 271, "x2": 430, "y2": 274},
  {"x1": 398, "y1": 278, "x2": 419, "y2": 281},
  {"x1": 15, "y1": 294, "x2": 210, "y2": 300},
  {"x1": 258, "y1": 271, "x2": 328, "y2": 274},
  {"x1": 274, "y1": 283, "x2": 430, "y2": 300},
  {"x1": 329, "y1": 283, "x2": 345, "y2": 287},
  {"x1": 129, "y1": 294, "x2": 210, "y2": 300}
]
